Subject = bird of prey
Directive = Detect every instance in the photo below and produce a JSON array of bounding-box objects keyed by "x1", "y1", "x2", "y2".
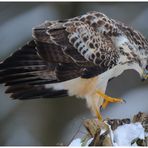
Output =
[{"x1": 0, "y1": 11, "x2": 148, "y2": 120}]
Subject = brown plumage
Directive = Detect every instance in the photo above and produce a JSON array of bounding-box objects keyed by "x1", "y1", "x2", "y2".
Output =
[{"x1": 0, "y1": 11, "x2": 148, "y2": 117}]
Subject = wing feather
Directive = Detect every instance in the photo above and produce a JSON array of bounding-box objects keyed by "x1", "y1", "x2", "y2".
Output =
[
  {"x1": 0, "y1": 40, "x2": 83, "y2": 99},
  {"x1": 0, "y1": 12, "x2": 121, "y2": 100}
]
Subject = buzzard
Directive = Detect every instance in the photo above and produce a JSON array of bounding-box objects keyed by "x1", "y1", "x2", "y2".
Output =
[{"x1": 0, "y1": 11, "x2": 148, "y2": 120}]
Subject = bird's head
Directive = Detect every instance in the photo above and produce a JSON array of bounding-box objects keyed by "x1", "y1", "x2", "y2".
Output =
[
  {"x1": 127, "y1": 49, "x2": 148, "y2": 81},
  {"x1": 137, "y1": 49, "x2": 148, "y2": 81},
  {"x1": 142, "y1": 61, "x2": 148, "y2": 80}
]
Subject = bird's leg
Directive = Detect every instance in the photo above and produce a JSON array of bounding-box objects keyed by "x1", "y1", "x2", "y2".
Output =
[
  {"x1": 91, "y1": 94, "x2": 103, "y2": 121},
  {"x1": 95, "y1": 106, "x2": 103, "y2": 121},
  {"x1": 96, "y1": 90, "x2": 125, "y2": 109}
]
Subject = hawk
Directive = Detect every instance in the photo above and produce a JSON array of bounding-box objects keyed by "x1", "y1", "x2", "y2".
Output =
[{"x1": 0, "y1": 11, "x2": 148, "y2": 120}]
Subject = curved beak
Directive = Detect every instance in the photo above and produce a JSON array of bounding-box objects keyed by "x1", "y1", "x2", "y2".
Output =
[{"x1": 142, "y1": 69, "x2": 148, "y2": 80}]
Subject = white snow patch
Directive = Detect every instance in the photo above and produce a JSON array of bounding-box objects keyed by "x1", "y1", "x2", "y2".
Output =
[
  {"x1": 69, "y1": 138, "x2": 81, "y2": 146},
  {"x1": 86, "y1": 138, "x2": 93, "y2": 146},
  {"x1": 100, "y1": 129, "x2": 106, "y2": 135},
  {"x1": 69, "y1": 138, "x2": 93, "y2": 146},
  {"x1": 69, "y1": 122, "x2": 146, "y2": 146},
  {"x1": 113, "y1": 122, "x2": 145, "y2": 146},
  {"x1": 145, "y1": 132, "x2": 148, "y2": 137}
]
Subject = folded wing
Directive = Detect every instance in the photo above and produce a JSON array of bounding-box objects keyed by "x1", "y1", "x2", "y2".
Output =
[{"x1": 0, "y1": 13, "x2": 119, "y2": 100}]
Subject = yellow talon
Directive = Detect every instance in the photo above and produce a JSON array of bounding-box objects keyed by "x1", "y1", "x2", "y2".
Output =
[
  {"x1": 102, "y1": 100, "x2": 109, "y2": 109},
  {"x1": 94, "y1": 90, "x2": 124, "y2": 121},
  {"x1": 96, "y1": 90, "x2": 124, "y2": 103},
  {"x1": 92, "y1": 97, "x2": 103, "y2": 121}
]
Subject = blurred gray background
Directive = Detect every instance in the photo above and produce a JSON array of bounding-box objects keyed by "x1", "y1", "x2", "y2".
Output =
[{"x1": 0, "y1": 2, "x2": 148, "y2": 146}]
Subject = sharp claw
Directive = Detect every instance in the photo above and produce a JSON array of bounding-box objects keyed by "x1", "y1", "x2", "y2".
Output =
[{"x1": 121, "y1": 99, "x2": 126, "y2": 104}]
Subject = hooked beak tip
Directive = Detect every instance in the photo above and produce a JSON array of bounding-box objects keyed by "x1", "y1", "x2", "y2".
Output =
[
  {"x1": 141, "y1": 69, "x2": 148, "y2": 81},
  {"x1": 142, "y1": 71, "x2": 148, "y2": 80}
]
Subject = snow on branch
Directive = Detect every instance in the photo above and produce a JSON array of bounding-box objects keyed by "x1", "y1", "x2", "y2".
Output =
[{"x1": 69, "y1": 112, "x2": 148, "y2": 146}]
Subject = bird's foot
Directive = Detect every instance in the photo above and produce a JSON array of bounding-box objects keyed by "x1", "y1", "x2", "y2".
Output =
[{"x1": 96, "y1": 90, "x2": 125, "y2": 109}]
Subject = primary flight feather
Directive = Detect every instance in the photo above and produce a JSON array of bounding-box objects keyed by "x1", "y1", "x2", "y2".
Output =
[{"x1": 0, "y1": 11, "x2": 148, "y2": 120}]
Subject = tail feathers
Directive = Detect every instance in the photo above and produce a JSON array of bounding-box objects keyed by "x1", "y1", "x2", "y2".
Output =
[
  {"x1": 6, "y1": 84, "x2": 67, "y2": 100},
  {"x1": 0, "y1": 40, "x2": 68, "y2": 100}
]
